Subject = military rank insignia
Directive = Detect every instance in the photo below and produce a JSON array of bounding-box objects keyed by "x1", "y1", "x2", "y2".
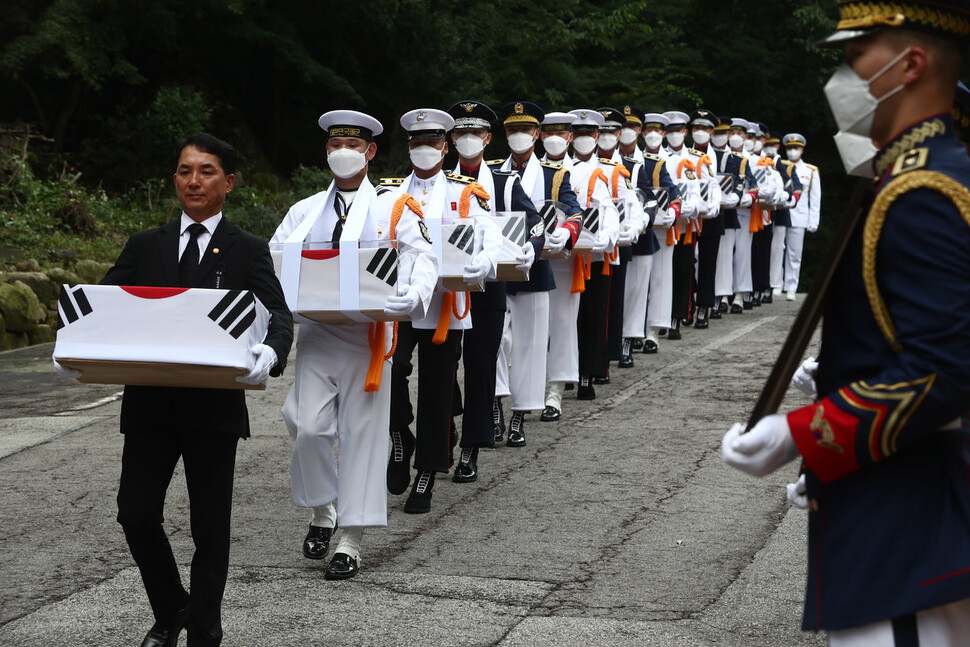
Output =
[
  {"x1": 891, "y1": 148, "x2": 929, "y2": 176},
  {"x1": 418, "y1": 220, "x2": 433, "y2": 243}
]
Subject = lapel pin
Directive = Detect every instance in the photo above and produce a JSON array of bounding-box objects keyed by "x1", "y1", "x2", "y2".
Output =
[{"x1": 212, "y1": 248, "x2": 220, "y2": 254}]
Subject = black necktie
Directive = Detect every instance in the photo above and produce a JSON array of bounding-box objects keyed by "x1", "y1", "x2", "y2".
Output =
[
  {"x1": 179, "y1": 223, "x2": 207, "y2": 287},
  {"x1": 331, "y1": 193, "x2": 347, "y2": 243}
]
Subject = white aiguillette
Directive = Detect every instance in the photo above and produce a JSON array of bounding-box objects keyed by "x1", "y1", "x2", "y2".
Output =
[{"x1": 53, "y1": 285, "x2": 270, "y2": 390}]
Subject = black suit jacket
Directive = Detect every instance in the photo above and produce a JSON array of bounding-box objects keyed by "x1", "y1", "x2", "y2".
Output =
[{"x1": 100, "y1": 217, "x2": 293, "y2": 438}]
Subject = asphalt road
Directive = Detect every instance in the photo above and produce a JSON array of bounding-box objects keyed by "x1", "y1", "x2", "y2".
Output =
[{"x1": 0, "y1": 298, "x2": 825, "y2": 646}]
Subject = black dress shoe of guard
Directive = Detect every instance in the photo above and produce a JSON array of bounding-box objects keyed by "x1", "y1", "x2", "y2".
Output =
[
  {"x1": 576, "y1": 377, "x2": 596, "y2": 400},
  {"x1": 631, "y1": 338, "x2": 644, "y2": 350},
  {"x1": 658, "y1": 328, "x2": 667, "y2": 337},
  {"x1": 710, "y1": 307, "x2": 722, "y2": 319},
  {"x1": 404, "y1": 470, "x2": 435, "y2": 513},
  {"x1": 140, "y1": 602, "x2": 190, "y2": 647},
  {"x1": 743, "y1": 298, "x2": 753, "y2": 310},
  {"x1": 303, "y1": 524, "x2": 335, "y2": 560},
  {"x1": 618, "y1": 354, "x2": 634, "y2": 368},
  {"x1": 667, "y1": 322, "x2": 682, "y2": 341},
  {"x1": 540, "y1": 405, "x2": 561, "y2": 421},
  {"x1": 387, "y1": 429, "x2": 414, "y2": 495},
  {"x1": 730, "y1": 303, "x2": 744, "y2": 314},
  {"x1": 643, "y1": 340, "x2": 658, "y2": 354},
  {"x1": 453, "y1": 447, "x2": 478, "y2": 483},
  {"x1": 507, "y1": 411, "x2": 527, "y2": 446},
  {"x1": 564, "y1": 382, "x2": 575, "y2": 390},
  {"x1": 694, "y1": 308, "x2": 709, "y2": 329},
  {"x1": 762, "y1": 292, "x2": 773, "y2": 304},
  {"x1": 324, "y1": 553, "x2": 360, "y2": 580},
  {"x1": 718, "y1": 301, "x2": 729, "y2": 313},
  {"x1": 492, "y1": 398, "x2": 505, "y2": 443},
  {"x1": 593, "y1": 375, "x2": 610, "y2": 385},
  {"x1": 752, "y1": 294, "x2": 762, "y2": 307}
]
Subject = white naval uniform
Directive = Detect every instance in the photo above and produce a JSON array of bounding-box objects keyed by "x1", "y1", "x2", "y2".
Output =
[
  {"x1": 713, "y1": 146, "x2": 738, "y2": 299},
  {"x1": 645, "y1": 147, "x2": 679, "y2": 329},
  {"x1": 769, "y1": 155, "x2": 798, "y2": 289},
  {"x1": 731, "y1": 148, "x2": 759, "y2": 295},
  {"x1": 273, "y1": 178, "x2": 437, "y2": 527},
  {"x1": 620, "y1": 150, "x2": 663, "y2": 339},
  {"x1": 780, "y1": 158, "x2": 820, "y2": 293}
]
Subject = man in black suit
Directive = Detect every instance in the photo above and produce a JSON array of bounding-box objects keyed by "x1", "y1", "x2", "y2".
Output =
[{"x1": 99, "y1": 133, "x2": 293, "y2": 647}]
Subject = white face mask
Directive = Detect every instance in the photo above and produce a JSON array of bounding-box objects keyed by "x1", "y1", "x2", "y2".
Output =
[
  {"x1": 644, "y1": 132, "x2": 663, "y2": 149},
  {"x1": 763, "y1": 145, "x2": 777, "y2": 158},
  {"x1": 666, "y1": 132, "x2": 685, "y2": 149},
  {"x1": 729, "y1": 134, "x2": 744, "y2": 150},
  {"x1": 620, "y1": 128, "x2": 639, "y2": 145},
  {"x1": 598, "y1": 133, "x2": 619, "y2": 150},
  {"x1": 507, "y1": 131, "x2": 536, "y2": 155},
  {"x1": 409, "y1": 145, "x2": 444, "y2": 171},
  {"x1": 787, "y1": 148, "x2": 802, "y2": 162},
  {"x1": 833, "y1": 131, "x2": 877, "y2": 178},
  {"x1": 573, "y1": 135, "x2": 597, "y2": 156},
  {"x1": 753, "y1": 140, "x2": 763, "y2": 153},
  {"x1": 692, "y1": 130, "x2": 710, "y2": 146},
  {"x1": 823, "y1": 47, "x2": 910, "y2": 137},
  {"x1": 712, "y1": 133, "x2": 728, "y2": 148},
  {"x1": 328, "y1": 147, "x2": 368, "y2": 179},
  {"x1": 543, "y1": 135, "x2": 569, "y2": 158},
  {"x1": 743, "y1": 139, "x2": 754, "y2": 152},
  {"x1": 455, "y1": 133, "x2": 486, "y2": 159}
]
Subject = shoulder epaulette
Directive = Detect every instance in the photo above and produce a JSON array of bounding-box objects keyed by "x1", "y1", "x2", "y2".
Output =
[
  {"x1": 380, "y1": 177, "x2": 405, "y2": 186},
  {"x1": 731, "y1": 152, "x2": 746, "y2": 160},
  {"x1": 541, "y1": 160, "x2": 563, "y2": 169},
  {"x1": 445, "y1": 173, "x2": 476, "y2": 184},
  {"x1": 643, "y1": 152, "x2": 663, "y2": 162},
  {"x1": 806, "y1": 163, "x2": 819, "y2": 172},
  {"x1": 688, "y1": 148, "x2": 704, "y2": 157},
  {"x1": 890, "y1": 148, "x2": 928, "y2": 177},
  {"x1": 486, "y1": 159, "x2": 505, "y2": 166},
  {"x1": 597, "y1": 157, "x2": 619, "y2": 166}
]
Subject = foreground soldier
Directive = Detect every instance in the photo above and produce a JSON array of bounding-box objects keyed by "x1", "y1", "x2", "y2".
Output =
[
  {"x1": 723, "y1": 2, "x2": 970, "y2": 642},
  {"x1": 273, "y1": 111, "x2": 436, "y2": 579}
]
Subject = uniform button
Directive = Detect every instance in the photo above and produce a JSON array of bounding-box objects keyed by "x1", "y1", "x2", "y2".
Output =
[
  {"x1": 421, "y1": 200, "x2": 426, "y2": 206},
  {"x1": 423, "y1": 189, "x2": 429, "y2": 195}
]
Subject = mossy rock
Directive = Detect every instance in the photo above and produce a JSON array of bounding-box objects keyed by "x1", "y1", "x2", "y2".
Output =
[
  {"x1": 2, "y1": 271, "x2": 59, "y2": 305},
  {"x1": 76, "y1": 260, "x2": 113, "y2": 284},
  {"x1": 15, "y1": 258, "x2": 40, "y2": 272},
  {"x1": 47, "y1": 267, "x2": 83, "y2": 287},
  {"x1": 3, "y1": 330, "x2": 28, "y2": 351},
  {"x1": 0, "y1": 280, "x2": 47, "y2": 332},
  {"x1": 0, "y1": 312, "x2": 5, "y2": 337},
  {"x1": 29, "y1": 324, "x2": 55, "y2": 345}
]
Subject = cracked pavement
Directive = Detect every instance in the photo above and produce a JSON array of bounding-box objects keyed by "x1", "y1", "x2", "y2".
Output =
[{"x1": 0, "y1": 298, "x2": 824, "y2": 646}]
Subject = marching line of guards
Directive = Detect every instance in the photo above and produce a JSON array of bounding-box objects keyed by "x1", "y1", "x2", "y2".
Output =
[{"x1": 271, "y1": 100, "x2": 820, "y2": 580}]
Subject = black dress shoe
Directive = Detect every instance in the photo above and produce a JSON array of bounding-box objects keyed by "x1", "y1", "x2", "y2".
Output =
[
  {"x1": 667, "y1": 321, "x2": 682, "y2": 341},
  {"x1": 507, "y1": 411, "x2": 526, "y2": 446},
  {"x1": 593, "y1": 375, "x2": 610, "y2": 385},
  {"x1": 540, "y1": 405, "x2": 560, "y2": 422},
  {"x1": 576, "y1": 376, "x2": 596, "y2": 400},
  {"x1": 694, "y1": 308, "x2": 709, "y2": 329},
  {"x1": 324, "y1": 552, "x2": 360, "y2": 580},
  {"x1": 564, "y1": 382, "x2": 575, "y2": 391},
  {"x1": 492, "y1": 397, "x2": 505, "y2": 443},
  {"x1": 718, "y1": 301, "x2": 728, "y2": 313},
  {"x1": 387, "y1": 428, "x2": 415, "y2": 495},
  {"x1": 453, "y1": 447, "x2": 478, "y2": 483},
  {"x1": 631, "y1": 338, "x2": 644, "y2": 350},
  {"x1": 762, "y1": 292, "x2": 773, "y2": 304},
  {"x1": 743, "y1": 298, "x2": 753, "y2": 310},
  {"x1": 404, "y1": 470, "x2": 435, "y2": 513},
  {"x1": 618, "y1": 354, "x2": 634, "y2": 368},
  {"x1": 751, "y1": 294, "x2": 761, "y2": 307},
  {"x1": 643, "y1": 340, "x2": 658, "y2": 354},
  {"x1": 303, "y1": 524, "x2": 336, "y2": 560},
  {"x1": 730, "y1": 303, "x2": 744, "y2": 314},
  {"x1": 710, "y1": 307, "x2": 722, "y2": 319},
  {"x1": 658, "y1": 328, "x2": 667, "y2": 337},
  {"x1": 140, "y1": 602, "x2": 190, "y2": 647}
]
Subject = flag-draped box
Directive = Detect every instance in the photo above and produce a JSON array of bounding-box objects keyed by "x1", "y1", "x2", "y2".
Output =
[
  {"x1": 571, "y1": 204, "x2": 603, "y2": 254},
  {"x1": 271, "y1": 240, "x2": 405, "y2": 324},
  {"x1": 53, "y1": 285, "x2": 270, "y2": 390},
  {"x1": 430, "y1": 218, "x2": 484, "y2": 293},
  {"x1": 539, "y1": 200, "x2": 568, "y2": 260},
  {"x1": 489, "y1": 212, "x2": 529, "y2": 282}
]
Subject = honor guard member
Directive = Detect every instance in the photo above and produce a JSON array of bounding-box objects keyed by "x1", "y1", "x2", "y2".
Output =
[
  {"x1": 766, "y1": 131, "x2": 804, "y2": 302},
  {"x1": 781, "y1": 132, "x2": 821, "y2": 301},
  {"x1": 691, "y1": 109, "x2": 728, "y2": 328},
  {"x1": 539, "y1": 111, "x2": 586, "y2": 420},
  {"x1": 750, "y1": 122, "x2": 780, "y2": 306},
  {"x1": 272, "y1": 111, "x2": 437, "y2": 580},
  {"x1": 618, "y1": 104, "x2": 646, "y2": 165},
  {"x1": 385, "y1": 108, "x2": 495, "y2": 512},
  {"x1": 724, "y1": 1, "x2": 970, "y2": 641},
  {"x1": 447, "y1": 99, "x2": 545, "y2": 480},
  {"x1": 492, "y1": 101, "x2": 581, "y2": 446},
  {"x1": 663, "y1": 110, "x2": 710, "y2": 338},
  {"x1": 623, "y1": 112, "x2": 680, "y2": 355}
]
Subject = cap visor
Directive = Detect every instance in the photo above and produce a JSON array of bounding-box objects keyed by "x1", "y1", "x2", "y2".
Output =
[{"x1": 815, "y1": 28, "x2": 876, "y2": 47}]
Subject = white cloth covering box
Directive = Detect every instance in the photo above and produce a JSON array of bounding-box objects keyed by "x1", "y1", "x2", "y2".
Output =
[
  {"x1": 53, "y1": 284, "x2": 269, "y2": 390},
  {"x1": 271, "y1": 240, "x2": 407, "y2": 324},
  {"x1": 430, "y1": 218, "x2": 484, "y2": 293},
  {"x1": 572, "y1": 204, "x2": 603, "y2": 254},
  {"x1": 539, "y1": 200, "x2": 568, "y2": 260},
  {"x1": 489, "y1": 212, "x2": 529, "y2": 282}
]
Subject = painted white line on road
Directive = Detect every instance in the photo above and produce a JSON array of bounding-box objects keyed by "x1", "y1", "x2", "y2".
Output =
[{"x1": 53, "y1": 391, "x2": 124, "y2": 415}]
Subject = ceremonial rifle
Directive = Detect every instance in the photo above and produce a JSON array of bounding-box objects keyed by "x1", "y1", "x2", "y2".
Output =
[{"x1": 745, "y1": 177, "x2": 871, "y2": 431}]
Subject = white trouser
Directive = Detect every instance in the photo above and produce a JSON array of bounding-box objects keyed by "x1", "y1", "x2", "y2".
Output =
[
  {"x1": 828, "y1": 596, "x2": 970, "y2": 646},
  {"x1": 715, "y1": 229, "x2": 736, "y2": 298},
  {"x1": 784, "y1": 226, "x2": 806, "y2": 292},
  {"x1": 508, "y1": 290, "x2": 549, "y2": 412},
  {"x1": 733, "y1": 209, "x2": 753, "y2": 294},
  {"x1": 547, "y1": 261, "x2": 579, "y2": 383},
  {"x1": 647, "y1": 245, "x2": 674, "y2": 329},
  {"x1": 623, "y1": 254, "x2": 653, "y2": 338},
  {"x1": 282, "y1": 324, "x2": 389, "y2": 528},
  {"x1": 545, "y1": 381, "x2": 564, "y2": 409},
  {"x1": 770, "y1": 224, "x2": 787, "y2": 289},
  {"x1": 495, "y1": 306, "x2": 512, "y2": 398}
]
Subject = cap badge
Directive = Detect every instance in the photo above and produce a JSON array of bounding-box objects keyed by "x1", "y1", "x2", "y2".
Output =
[
  {"x1": 416, "y1": 111, "x2": 426, "y2": 122},
  {"x1": 514, "y1": 103, "x2": 524, "y2": 115},
  {"x1": 580, "y1": 111, "x2": 588, "y2": 119},
  {"x1": 462, "y1": 102, "x2": 476, "y2": 113},
  {"x1": 623, "y1": 106, "x2": 631, "y2": 115}
]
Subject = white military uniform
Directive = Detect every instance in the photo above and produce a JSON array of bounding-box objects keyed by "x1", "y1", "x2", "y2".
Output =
[
  {"x1": 646, "y1": 146, "x2": 681, "y2": 331},
  {"x1": 273, "y1": 178, "x2": 437, "y2": 527},
  {"x1": 782, "y1": 156, "x2": 820, "y2": 294}
]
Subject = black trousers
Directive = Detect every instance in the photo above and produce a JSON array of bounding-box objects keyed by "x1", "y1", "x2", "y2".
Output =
[
  {"x1": 751, "y1": 224, "x2": 772, "y2": 292},
  {"x1": 578, "y1": 261, "x2": 611, "y2": 378},
  {"x1": 607, "y1": 258, "x2": 627, "y2": 359},
  {"x1": 390, "y1": 322, "x2": 462, "y2": 473},
  {"x1": 671, "y1": 239, "x2": 696, "y2": 320},
  {"x1": 460, "y1": 306, "x2": 504, "y2": 447},
  {"x1": 117, "y1": 430, "x2": 239, "y2": 646},
  {"x1": 695, "y1": 235, "x2": 720, "y2": 308}
]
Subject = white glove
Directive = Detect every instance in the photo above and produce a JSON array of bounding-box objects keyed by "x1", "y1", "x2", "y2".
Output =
[
  {"x1": 383, "y1": 285, "x2": 422, "y2": 317},
  {"x1": 462, "y1": 255, "x2": 490, "y2": 285},
  {"x1": 547, "y1": 227, "x2": 570, "y2": 253},
  {"x1": 721, "y1": 414, "x2": 799, "y2": 477},
  {"x1": 786, "y1": 474, "x2": 809, "y2": 509},
  {"x1": 618, "y1": 222, "x2": 636, "y2": 246},
  {"x1": 591, "y1": 231, "x2": 612, "y2": 254},
  {"x1": 739, "y1": 192, "x2": 753, "y2": 208},
  {"x1": 53, "y1": 358, "x2": 81, "y2": 380},
  {"x1": 723, "y1": 192, "x2": 740, "y2": 209},
  {"x1": 757, "y1": 185, "x2": 773, "y2": 200},
  {"x1": 515, "y1": 242, "x2": 535, "y2": 272},
  {"x1": 784, "y1": 194, "x2": 797, "y2": 209},
  {"x1": 681, "y1": 200, "x2": 698, "y2": 220},
  {"x1": 656, "y1": 207, "x2": 677, "y2": 228},
  {"x1": 807, "y1": 224, "x2": 818, "y2": 233},
  {"x1": 237, "y1": 343, "x2": 277, "y2": 385},
  {"x1": 791, "y1": 356, "x2": 819, "y2": 398}
]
